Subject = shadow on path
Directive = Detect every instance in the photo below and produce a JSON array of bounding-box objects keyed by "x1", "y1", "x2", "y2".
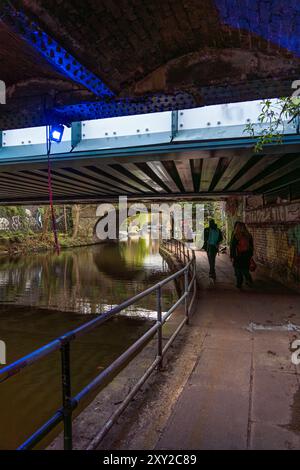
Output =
[{"x1": 157, "y1": 251, "x2": 300, "y2": 450}]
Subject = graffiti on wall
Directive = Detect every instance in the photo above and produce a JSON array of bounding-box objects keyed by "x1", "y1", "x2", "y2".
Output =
[
  {"x1": 245, "y1": 195, "x2": 264, "y2": 211},
  {"x1": 245, "y1": 203, "x2": 300, "y2": 225},
  {"x1": 252, "y1": 224, "x2": 300, "y2": 283},
  {"x1": 246, "y1": 200, "x2": 300, "y2": 284},
  {"x1": 0, "y1": 209, "x2": 43, "y2": 232},
  {"x1": 288, "y1": 225, "x2": 300, "y2": 263},
  {"x1": 0, "y1": 218, "x2": 9, "y2": 231},
  {"x1": 267, "y1": 228, "x2": 297, "y2": 270}
]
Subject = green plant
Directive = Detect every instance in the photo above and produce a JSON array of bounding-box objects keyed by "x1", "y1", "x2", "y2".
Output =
[{"x1": 244, "y1": 98, "x2": 300, "y2": 152}]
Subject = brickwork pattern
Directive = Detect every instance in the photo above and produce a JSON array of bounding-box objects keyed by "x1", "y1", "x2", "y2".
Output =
[
  {"x1": 249, "y1": 224, "x2": 300, "y2": 283},
  {"x1": 20, "y1": 0, "x2": 300, "y2": 94},
  {"x1": 226, "y1": 196, "x2": 300, "y2": 285}
]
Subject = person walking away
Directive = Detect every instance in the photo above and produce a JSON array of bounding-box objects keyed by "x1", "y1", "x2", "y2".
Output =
[
  {"x1": 230, "y1": 222, "x2": 254, "y2": 289},
  {"x1": 203, "y1": 219, "x2": 223, "y2": 280}
]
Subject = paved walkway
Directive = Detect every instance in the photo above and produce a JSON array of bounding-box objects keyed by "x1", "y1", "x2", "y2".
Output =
[{"x1": 156, "y1": 252, "x2": 300, "y2": 450}]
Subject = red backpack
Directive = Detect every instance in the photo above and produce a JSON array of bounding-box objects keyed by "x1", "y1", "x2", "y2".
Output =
[{"x1": 237, "y1": 236, "x2": 249, "y2": 254}]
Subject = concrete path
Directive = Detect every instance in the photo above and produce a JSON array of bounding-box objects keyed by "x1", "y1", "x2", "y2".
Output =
[{"x1": 156, "y1": 252, "x2": 300, "y2": 450}]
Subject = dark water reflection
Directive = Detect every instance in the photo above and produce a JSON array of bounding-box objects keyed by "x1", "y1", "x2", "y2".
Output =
[
  {"x1": 0, "y1": 237, "x2": 177, "y2": 318},
  {"x1": 0, "y1": 238, "x2": 178, "y2": 449}
]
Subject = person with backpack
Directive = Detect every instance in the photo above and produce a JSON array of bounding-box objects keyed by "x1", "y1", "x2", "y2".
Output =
[
  {"x1": 203, "y1": 219, "x2": 223, "y2": 280},
  {"x1": 230, "y1": 222, "x2": 254, "y2": 289}
]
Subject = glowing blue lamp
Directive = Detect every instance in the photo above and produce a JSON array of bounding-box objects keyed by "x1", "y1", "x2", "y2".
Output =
[{"x1": 50, "y1": 124, "x2": 65, "y2": 143}]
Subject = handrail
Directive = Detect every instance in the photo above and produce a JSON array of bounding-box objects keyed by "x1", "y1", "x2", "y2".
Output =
[{"x1": 0, "y1": 239, "x2": 197, "y2": 450}]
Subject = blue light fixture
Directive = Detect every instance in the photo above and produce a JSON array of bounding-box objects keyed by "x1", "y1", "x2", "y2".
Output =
[{"x1": 50, "y1": 124, "x2": 65, "y2": 143}]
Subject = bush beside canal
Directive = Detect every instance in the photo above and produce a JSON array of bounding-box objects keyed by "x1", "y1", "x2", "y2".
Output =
[
  {"x1": 0, "y1": 231, "x2": 100, "y2": 255},
  {"x1": 0, "y1": 204, "x2": 101, "y2": 255}
]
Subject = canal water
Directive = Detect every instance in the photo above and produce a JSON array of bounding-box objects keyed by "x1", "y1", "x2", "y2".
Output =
[{"x1": 0, "y1": 238, "x2": 178, "y2": 449}]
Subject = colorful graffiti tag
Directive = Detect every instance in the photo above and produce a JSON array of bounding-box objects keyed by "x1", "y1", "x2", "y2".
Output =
[
  {"x1": 0, "y1": 209, "x2": 43, "y2": 232},
  {"x1": 245, "y1": 203, "x2": 300, "y2": 225}
]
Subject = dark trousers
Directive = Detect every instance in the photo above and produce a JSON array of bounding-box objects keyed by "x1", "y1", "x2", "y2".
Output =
[
  {"x1": 234, "y1": 254, "x2": 252, "y2": 287},
  {"x1": 207, "y1": 245, "x2": 218, "y2": 278}
]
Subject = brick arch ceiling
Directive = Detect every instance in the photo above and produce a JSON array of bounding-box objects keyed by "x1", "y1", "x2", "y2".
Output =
[{"x1": 1, "y1": 0, "x2": 300, "y2": 129}]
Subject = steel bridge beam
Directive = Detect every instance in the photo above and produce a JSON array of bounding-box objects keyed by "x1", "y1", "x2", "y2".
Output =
[
  {"x1": 1, "y1": 1, "x2": 114, "y2": 98},
  {"x1": 0, "y1": 191, "x2": 254, "y2": 206},
  {"x1": 1, "y1": 133, "x2": 300, "y2": 167}
]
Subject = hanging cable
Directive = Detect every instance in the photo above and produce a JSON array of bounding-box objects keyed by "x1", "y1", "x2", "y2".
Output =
[{"x1": 46, "y1": 125, "x2": 60, "y2": 255}]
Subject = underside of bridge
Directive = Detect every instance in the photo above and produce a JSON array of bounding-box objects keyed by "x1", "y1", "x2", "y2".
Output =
[
  {"x1": 1, "y1": 1, "x2": 300, "y2": 454},
  {"x1": 1, "y1": 0, "x2": 300, "y2": 128},
  {"x1": 0, "y1": 138, "x2": 300, "y2": 204},
  {"x1": 0, "y1": 0, "x2": 300, "y2": 205}
]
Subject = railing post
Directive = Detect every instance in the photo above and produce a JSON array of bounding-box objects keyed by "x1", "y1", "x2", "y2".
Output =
[
  {"x1": 156, "y1": 286, "x2": 163, "y2": 369},
  {"x1": 184, "y1": 268, "x2": 189, "y2": 325},
  {"x1": 61, "y1": 342, "x2": 73, "y2": 450}
]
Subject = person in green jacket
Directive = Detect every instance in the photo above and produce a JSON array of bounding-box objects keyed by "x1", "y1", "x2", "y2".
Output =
[{"x1": 203, "y1": 219, "x2": 223, "y2": 280}]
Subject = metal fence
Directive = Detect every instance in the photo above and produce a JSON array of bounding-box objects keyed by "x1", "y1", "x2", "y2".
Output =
[{"x1": 0, "y1": 239, "x2": 197, "y2": 450}]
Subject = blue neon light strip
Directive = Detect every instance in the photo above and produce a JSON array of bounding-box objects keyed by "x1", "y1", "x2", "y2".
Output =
[{"x1": 3, "y1": 2, "x2": 114, "y2": 98}]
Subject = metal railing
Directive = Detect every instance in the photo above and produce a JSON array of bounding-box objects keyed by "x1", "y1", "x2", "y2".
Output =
[{"x1": 0, "y1": 240, "x2": 197, "y2": 450}]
